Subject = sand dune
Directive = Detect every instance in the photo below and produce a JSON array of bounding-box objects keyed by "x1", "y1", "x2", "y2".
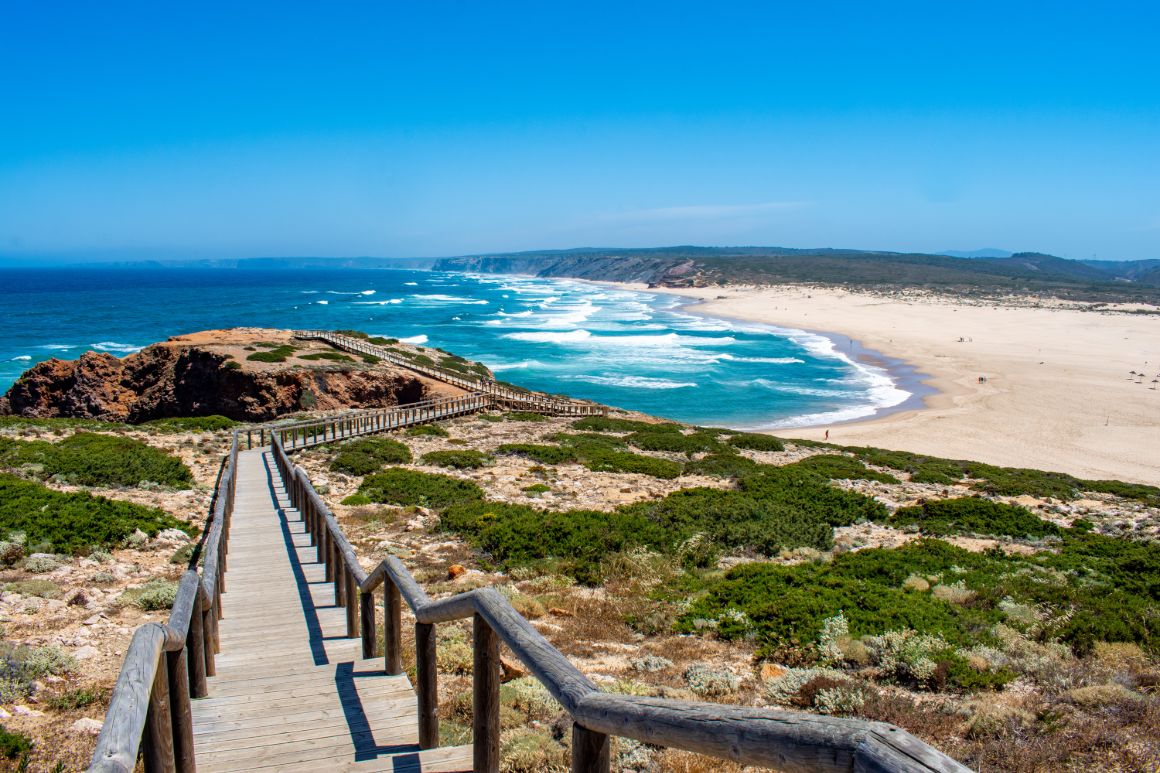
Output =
[{"x1": 632, "y1": 284, "x2": 1160, "y2": 486}]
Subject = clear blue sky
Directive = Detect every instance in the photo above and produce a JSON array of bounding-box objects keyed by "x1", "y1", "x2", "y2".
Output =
[{"x1": 1, "y1": 1, "x2": 1157, "y2": 263}]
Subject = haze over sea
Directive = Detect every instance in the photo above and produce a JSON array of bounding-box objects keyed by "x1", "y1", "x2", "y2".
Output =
[{"x1": 0, "y1": 267, "x2": 911, "y2": 429}]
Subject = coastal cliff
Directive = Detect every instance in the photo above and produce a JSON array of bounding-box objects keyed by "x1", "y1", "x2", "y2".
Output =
[
  {"x1": 433, "y1": 253, "x2": 704, "y2": 286},
  {"x1": 0, "y1": 328, "x2": 455, "y2": 422}
]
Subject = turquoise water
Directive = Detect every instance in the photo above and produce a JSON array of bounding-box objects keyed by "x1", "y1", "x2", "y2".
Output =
[{"x1": 0, "y1": 268, "x2": 910, "y2": 428}]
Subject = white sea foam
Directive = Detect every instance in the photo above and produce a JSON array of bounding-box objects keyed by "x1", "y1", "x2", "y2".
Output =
[
  {"x1": 413, "y1": 294, "x2": 489, "y2": 305},
  {"x1": 720, "y1": 354, "x2": 804, "y2": 365},
  {"x1": 40, "y1": 344, "x2": 76, "y2": 350},
  {"x1": 490, "y1": 359, "x2": 542, "y2": 372},
  {"x1": 360, "y1": 290, "x2": 376, "y2": 296},
  {"x1": 91, "y1": 341, "x2": 142, "y2": 353},
  {"x1": 404, "y1": 281, "x2": 418, "y2": 286},
  {"x1": 354, "y1": 299, "x2": 404, "y2": 305},
  {"x1": 504, "y1": 330, "x2": 593, "y2": 344},
  {"x1": 497, "y1": 310, "x2": 534, "y2": 317},
  {"x1": 568, "y1": 374, "x2": 697, "y2": 389},
  {"x1": 400, "y1": 334, "x2": 428, "y2": 345},
  {"x1": 8, "y1": 355, "x2": 31, "y2": 361},
  {"x1": 746, "y1": 380, "x2": 850, "y2": 398},
  {"x1": 316, "y1": 300, "x2": 329, "y2": 305}
]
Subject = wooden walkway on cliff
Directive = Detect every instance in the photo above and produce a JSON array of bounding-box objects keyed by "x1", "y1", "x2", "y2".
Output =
[{"x1": 90, "y1": 396, "x2": 971, "y2": 773}]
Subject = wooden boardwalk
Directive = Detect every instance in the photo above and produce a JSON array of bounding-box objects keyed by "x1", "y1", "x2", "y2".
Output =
[{"x1": 190, "y1": 449, "x2": 472, "y2": 772}]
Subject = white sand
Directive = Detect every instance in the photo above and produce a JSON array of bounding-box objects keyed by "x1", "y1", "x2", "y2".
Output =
[{"x1": 626, "y1": 284, "x2": 1160, "y2": 486}]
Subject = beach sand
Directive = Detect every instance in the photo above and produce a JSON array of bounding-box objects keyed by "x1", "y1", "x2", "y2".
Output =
[{"x1": 626, "y1": 284, "x2": 1160, "y2": 487}]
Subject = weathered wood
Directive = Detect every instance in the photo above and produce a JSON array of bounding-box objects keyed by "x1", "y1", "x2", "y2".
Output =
[
  {"x1": 143, "y1": 637, "x2": 175, "y2": 773},
  {"x1": 90, "y1": 625, "x2": 166, "y2": 772},
  {"x1": 359, "y1": 591, "x2": 375, "y2": 660},
  {"x1": 473, "y1": 613, "x2": 501, "y2": 773},
  {"x1": 166, "y1": 648, "x2": 196, "y2": 773},
  {"x1": 384, "y1": 581, "x2": 402, "y2": 674},
  {"x1": 187, "y1": 592, "x2": 208, "y2": 698},
  {"x1": 202, "y1": 604, "x2": 217, "y2": 675},
  {"x1": 572, "y1": 723, "x2": 610, "y2": 773},
  {"x1": 345, "y1": 568, "x2": 359, "y2": 637},
  {"x1": 416, "y1": 622, "x2": 438, "y2": 749}
]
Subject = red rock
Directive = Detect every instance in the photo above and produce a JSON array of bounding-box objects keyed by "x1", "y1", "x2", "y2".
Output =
[{"x1": 447, "y1": 564, "x2": 467, "y2": 579}]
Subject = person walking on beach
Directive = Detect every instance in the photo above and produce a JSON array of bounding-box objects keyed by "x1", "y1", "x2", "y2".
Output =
[{"x1": 824, "y1": 430, "x2": 829, "y2": 441}]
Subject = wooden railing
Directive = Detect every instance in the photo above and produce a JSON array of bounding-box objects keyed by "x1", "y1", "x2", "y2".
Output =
[
  {"x1": 88, "y1": 433, "x2": 238, "y2": 772},
  {"x1": 271, "y1": 435, "x2": 971, "y2": 773},
  {"x1": 294, "y1": 329, "x2": 608, "y2": 417}
]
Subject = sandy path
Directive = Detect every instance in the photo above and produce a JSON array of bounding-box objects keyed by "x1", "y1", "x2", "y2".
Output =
[{"x1": 622, "y1": 284, "x2": 1160, "y2": 486}]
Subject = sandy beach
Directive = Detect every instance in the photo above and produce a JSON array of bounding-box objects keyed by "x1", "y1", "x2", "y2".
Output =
[{"x1": 625, "y1": 284, "x2": 1160, "y2": 487}]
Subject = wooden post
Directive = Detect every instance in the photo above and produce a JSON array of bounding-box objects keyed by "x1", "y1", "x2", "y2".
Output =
[
  {"x1": 143, "y1": 657, "x2": 175, "y2": 773},
  {"x1": 360, "y1": 591, "x2": 375, "y2": 659},
  {"x1": 416, "y1": 622, "x2": 439, "y2": 749},
  {"x1": 572, "y1": 724, "x2": 611, "y2": 773},
  {"x1": 166, "y1": 648, "x2": 195, "y2": 773},
  {"x1": 187, "y1": 594, "x2": 208, "y2": 698},
  {"x1": 345, "y1": 569, "x2": 359, "y2": 637},
  {"x1": 473, "y1": 613, "x2": 500, "y2": 773},
  {"x1": 333, "y1": 544, "x2": 345, "y2": 607},
  {"x1": 323, "y1": 528, "x2": 334, "y2": 582},
  {"x1": 384, "y1": 580, "x2": 402, "y2": 674},
  {"x1": 203, "y1": 603, "x2": 217, "y2": 673}
]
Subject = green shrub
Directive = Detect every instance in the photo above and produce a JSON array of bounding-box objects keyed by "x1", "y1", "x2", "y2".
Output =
[
  {"x1": 361, "y1": 354, "x2": 382, "y2": 364},
  {"x1": 224, "y1": 360, "x2": 243, "y2": 370},
  {"x1": 784, "y1": 454, "x2": 900, "y2": 484},
  {"x1": 0, "y1": 726, "x2": 31, "y2": 760},
  {"x1": 123, "y1": 579, "x2": 180, "y2": 610},
  {"x1": 738, "y1": 467, "x2": 889, "y2": 527},
  {"x1": 1081, "y1": 479, "x2": 1160, "y2": 506},
  {"x1": 23, "y1": 554, "x2": 60, "y2": 573},
  {"x1": 46, "y1": 687, "x2": 103, "y2": 711},
  {"x1": 0, "y1": 474, "x2": 193, "y2": 554},
  {"x1": 627, "y1": 430, "x2": 724, "y2": 455},
  {"x1": 422, "y1": 450, "x2": 493, "y2": 470},
  {"x1": 888, "y1": 497, "x2": 1063, "y2": 539},
  {"x1": 329, "y1": 437, "x2": 412, "y2": 474},
  {"x1": 582, "y1": 450, "x2": 683, "y2": 479},
  {"x1": 406, "y1": 424, "x2": 449, "y2": 438},
  {"x1": 442, "y1": 501, "x2": 669, "y2": 585},
  {"x1": 357, "y1": 469, "x2": 485, "y2": 510},
  {"x1": 299, "y1": 351, "x2": 356, "y2": 362},
  {"x1": 849, "y1": 447, "x2": 967, "y2": 485},
  {"x1": 571, "y1": 416, "x2": 679, "y2": 433},
  {"x1": 0, "y1": 433, "x2": 193, "y2": 488},
  {"x1": 341, "y1": 493, "x2": 373, "y2": 506},
  {"x1": 477, "y1": 413, "x2": 503, "y2": 422},
  {"x1": 504, "y1": 412, "x2": 549, "y2": 422},
  {"x1": 495, "y1": 444, "x2": 577, "y2": 465},
  {"x1": 5, "y1": 579, "x2": 61, "y2": 598},
  {"x1": 144, "y1": 415, "x2": 238, "y2": 431},
  {"x1": 367, "y1": 336, "x2": 398, "y2": 345},
  {"x1": 522, "y1": 483, "x2": 550, "y2": 495},
  {"x1": 170, "y1": 544, "x2": 196, "y2": 565},
  {"x1": 726, "y1": 432, "x2": 786, "y2": 452},
  {"x1": 680, "y1": 535, "x2": 1160, "y2": 658},
  {"x1": 245, "y1": 345, "x2": 295, "y2": 363},
  {"x1": 682, "y1": 453, "x2": 763, "y2": 479},
  {"x1": 333, "y1": 329, "x2": 370, "y2": 339}
]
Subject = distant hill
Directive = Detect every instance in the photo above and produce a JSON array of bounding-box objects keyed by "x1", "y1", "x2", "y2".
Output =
[
  {"x1": 940, "y1": 248, "x2": 1013, "y2": 259},
  {"x1": 434, "y1": 246, "x2": 1160, "y2": 302}
]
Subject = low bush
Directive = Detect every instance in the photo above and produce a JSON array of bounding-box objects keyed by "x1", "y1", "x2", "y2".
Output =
[
  {"x1": 680, "y1": 534, "x2": 1160, "y2": 659},
  {"x1": 299, "y1": 351, "x2": 355, "y2": 362},
  {"x1": 571, "y1": 416, "x2": 679, "y2": 433},
  {"x1": 726, "y1": 432, "x2": 786, "y2": 452},
  {"x1": 0, "y1": 643, "x2": 76, "y2": 706},
  {"x1": 246, "y1": 345, "x2": 296, "y2": 363},
  {"x1": 0, "y1": 432, "x2": 193, "y2": 488},
  {"x1": 504, "y1": 412, "x2": 549, "y2": 422},
  {"x1": 682, "y1": 452, "x2": 762, "y2": 479},
  {"x1": 494, "y1": 444, "x2": 577, "y2": 465},
  {"x1": 406, "y1": 424, "x2": 449, "y2": 438},
  {"x1": 356, "y1": 469, "x2": 485, "y2": 510},
  {"x1": 421, "y1": 450, "x2": 493, "y2": 469},
  {"x1": 627, "y1": 430, "x2": 725, "y2": 455},
  {"x1": 329, "y1": 437, "x2": 412, "y2": 474},
  {"x1": 785, "y1": 454, "x2": 900, "y2": 484},
  {"x1": 122, "y1": 579, "x2": 180, "y2": 610},
  {"x1": 45, "y1": 687, "x2": 103, "y2": 711},
  {"x1": 0, "y1": 474, "x2": 193, "y2": 554},
  {"x1": 0, "y1": 727, "x2": 30, "y2": 760},
  {"x1": 5, "y1": 579, "x2": 61, "y2": 598},
  {"x1": 888, "y1": 497, "x2": 1063, "y2": 539},
  {"x1": 582, "y1": 449, "x2": 683, "y2": 479},
  {"x1": 144, "y1": 415, "x2": 238, "y2": 431}
]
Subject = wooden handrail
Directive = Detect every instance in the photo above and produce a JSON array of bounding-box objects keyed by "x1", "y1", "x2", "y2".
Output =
[
  {"x1": 294, "y1": 329, "x2": 609, "y2": 417},
  {"x1": 89, "y1": 433, "x2": 239, "y2": 773},
  {"x1": 270, "y1": 435, "x2": 970, "y2": 773}
]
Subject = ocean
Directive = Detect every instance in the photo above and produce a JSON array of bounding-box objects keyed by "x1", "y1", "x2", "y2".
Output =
[{"x1": 0, "y1": 267, "x2": 913, "y2": 429}]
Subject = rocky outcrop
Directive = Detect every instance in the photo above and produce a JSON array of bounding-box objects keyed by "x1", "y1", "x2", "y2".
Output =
[
  {"x1": 432, "y1": 254, "x2": 703, "y2": 286},
  {"x1": 1, "y1": 331, "x2": 442, "y2": 423}
]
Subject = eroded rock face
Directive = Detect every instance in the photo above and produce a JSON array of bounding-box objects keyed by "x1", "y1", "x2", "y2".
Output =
[{"x1": 2, "y1": 335, "x2": 435, "y2": 422}]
